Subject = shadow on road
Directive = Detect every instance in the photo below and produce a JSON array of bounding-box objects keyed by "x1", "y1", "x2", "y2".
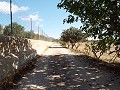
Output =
[
  {"x1": 49, "y1": 46, "x2": 67, "y2": 48},
  {"x1": 8, "y1": 54, "x2": 120, "y2": 90}
]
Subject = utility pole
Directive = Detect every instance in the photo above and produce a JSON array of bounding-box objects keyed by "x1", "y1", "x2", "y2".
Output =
[
  {"x1": 10, "y1": 0, "x2": 13, "y2": 36},
  {"x1": 30, "y1": 18, "x2": 32, "y2": 39},
  {"x1": 41, "y1": 29, "x2": 44, "y2": 40},
  {"x1": 38, "y1": 26, "x2": 39, "y2": 39}
]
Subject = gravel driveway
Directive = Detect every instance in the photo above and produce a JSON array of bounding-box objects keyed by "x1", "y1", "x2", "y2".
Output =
[{"x1": 16, "y1": 43, "x2": 120, "y2": 90}]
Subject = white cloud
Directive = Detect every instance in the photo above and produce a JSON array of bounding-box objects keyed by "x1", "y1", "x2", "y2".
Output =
[
  {"x1": 0, "y1": 1, "x2": 29, "y2": 14},
  {"x1": 21, "y1": 14, "x2": 43, "y2": 22}
]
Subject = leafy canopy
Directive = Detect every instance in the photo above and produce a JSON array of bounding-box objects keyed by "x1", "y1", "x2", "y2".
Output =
[
  {"x1": 60, "y1": 27, "x2": 84, "y2": 44},
  {"x1": 58, "y1": 0, "x2": 120, "y2": 56},
  {"x1": 3, "y1": 22, "x2": 25, "y2": 37}
]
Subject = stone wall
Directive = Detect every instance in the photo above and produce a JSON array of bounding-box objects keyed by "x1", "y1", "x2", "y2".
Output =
[{"x1": 0, "y1": 36, "x2": 52, "y2": 81}]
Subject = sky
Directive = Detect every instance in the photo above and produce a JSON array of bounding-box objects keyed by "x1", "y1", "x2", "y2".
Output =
[{"x1": 0, "y1": 0, "x2": 82, "y2": 39}]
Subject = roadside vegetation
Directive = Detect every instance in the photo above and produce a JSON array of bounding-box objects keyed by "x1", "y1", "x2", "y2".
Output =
[
  {"x1": 58, "y1": 0, "x2": 120, "y2": 63},
  {"x1": 60, "y1": 27, "x2": 86, "y2": 49},
  {"x1": 0, "y1": 22, "x2": 51, "y2": 40}
]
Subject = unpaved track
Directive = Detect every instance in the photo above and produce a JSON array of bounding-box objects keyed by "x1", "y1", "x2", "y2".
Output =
[{"x1": 16, "y1": 43, "x2": 120, "y2": 90}]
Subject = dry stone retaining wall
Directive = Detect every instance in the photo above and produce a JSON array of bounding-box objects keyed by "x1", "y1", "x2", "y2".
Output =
[{"x1": 0, "y1": 36, "x2": 52, "y2": 81}]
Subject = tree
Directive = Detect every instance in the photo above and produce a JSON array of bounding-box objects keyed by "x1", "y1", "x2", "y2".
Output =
[
  {"x1": 58, "y1": 0, "x2": 120, "y2": 57},
  {"x1": 0, "y1": 24, "x2": 3, "y2": 34},
  {"x1": 24, "y1": 31, "x2": 32, "y2": 39},
  {"x1": 3, "y1": 22, "x2": 25, "y2": 37},
  {"x1": 60, "y1": 27, "x2": 85, "y2": 48}
]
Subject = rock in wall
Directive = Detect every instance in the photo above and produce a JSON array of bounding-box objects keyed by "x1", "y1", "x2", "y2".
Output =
[{"x1": 0, "y1": 36, "x2": 37, "y2": 81}]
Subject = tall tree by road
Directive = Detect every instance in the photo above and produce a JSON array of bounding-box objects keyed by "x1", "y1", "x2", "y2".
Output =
[{"x1": 58, "y1": 0, "x2": 120, "y2": 56}]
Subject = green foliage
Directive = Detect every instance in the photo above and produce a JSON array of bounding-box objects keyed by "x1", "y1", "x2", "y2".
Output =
[
  {"x1": 1, "y1": 22, "x2": 52, "y2": 41},
  {"x1": 23, "y1": 31, "x2": 31, "y2": 38},
  {"x1": 60, "y1": 27, "x2": 85, "y2": 48},
  {"x1": 58, "y1": 0, "x2": 120, "y2": 58},
  {"x1": 3, "y1": 25, "x2": 11, "y2": 36},
  {"x1": 59, "y1": 40, "x2": 66, "y2": 46},
  {"x1": 25, "y1": 31, "x2": 36, "y2": 39},
  {"x1": 3, "y1": 22, "x2": 25, "y2": 37},
  {"x1": 53, "y1": 39, "x2": 60, "y2": 42},
  {"x1": 0, "y1": 24, "x2": 3, "y2": 34}
]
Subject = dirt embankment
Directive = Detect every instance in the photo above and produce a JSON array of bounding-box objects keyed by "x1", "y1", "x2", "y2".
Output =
[{"x1": 30, "y1": 39, "x2": 53, "y2": 55}]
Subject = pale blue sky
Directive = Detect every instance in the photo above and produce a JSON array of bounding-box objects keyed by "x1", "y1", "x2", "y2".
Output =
[{"x1": 0, "y1": 0, "x2": 82, "y2": 38}]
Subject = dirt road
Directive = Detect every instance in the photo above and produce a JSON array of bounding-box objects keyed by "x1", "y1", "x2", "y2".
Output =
[{"x1": 16, "y1": 43, "x2": 120, "y2": 90}]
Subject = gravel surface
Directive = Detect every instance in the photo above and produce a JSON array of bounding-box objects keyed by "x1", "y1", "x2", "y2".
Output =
[{"x1": 15, "y1": 43, "x2": 120, "y2": 90}]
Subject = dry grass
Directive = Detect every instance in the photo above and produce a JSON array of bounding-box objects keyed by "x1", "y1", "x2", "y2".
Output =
[{"x1": 67, "y1": 42, "x2": 120, "y2": 63}]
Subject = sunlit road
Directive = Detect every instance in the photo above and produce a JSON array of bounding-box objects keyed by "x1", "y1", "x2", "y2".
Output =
[{"x1": 16, "y1": 43, "x2": 120, "y2": 90}]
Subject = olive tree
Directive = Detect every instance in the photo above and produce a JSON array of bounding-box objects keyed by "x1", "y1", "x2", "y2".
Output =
[
  {"x1": 58, "y1": 0, "x2": 120, "y2": 59},
  {"x1": 60, "y1": 27, "x2": 85, "y2": 48}
]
